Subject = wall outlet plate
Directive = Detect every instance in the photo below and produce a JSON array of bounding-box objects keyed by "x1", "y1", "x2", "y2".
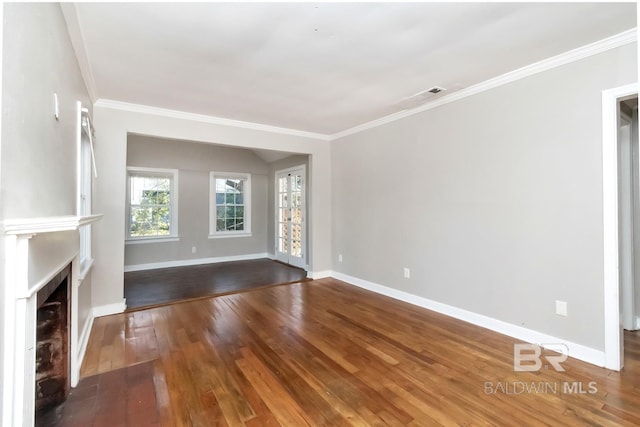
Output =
[{"x1": 555, "y1": 300, "x2": 568, "y2": 316}]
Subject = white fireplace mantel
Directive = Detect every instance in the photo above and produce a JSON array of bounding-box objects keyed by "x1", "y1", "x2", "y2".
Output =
[
  {"x1": 2, "y1": 213, "x2": 103, "y2": 236},
  {"x1": 2, "y1": 213, "x2": 102, "y2": 427}
]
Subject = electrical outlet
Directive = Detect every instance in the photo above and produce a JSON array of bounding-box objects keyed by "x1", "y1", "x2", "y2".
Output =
[
  {"x1": 338, "y1": 254, "x2": 343, "y2": 262},
  {"x1": 555, "y1": 300, "x2": 568, "y2": 316},
  {"x1": 192, "y1": 246, "x2": 197, "y2": 254},
  {"x1": 403, "y1": 268, "x2": 411, "y2": 279}
]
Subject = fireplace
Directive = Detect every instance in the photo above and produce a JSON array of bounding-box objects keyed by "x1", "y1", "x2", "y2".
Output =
[{"x1": 35, "y1": 264, "x2": 71, "y2": 425}]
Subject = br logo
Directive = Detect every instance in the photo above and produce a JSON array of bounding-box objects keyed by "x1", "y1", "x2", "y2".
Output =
[{"x1": 513, "y1": 343, "x2": 568, "y2": 372}]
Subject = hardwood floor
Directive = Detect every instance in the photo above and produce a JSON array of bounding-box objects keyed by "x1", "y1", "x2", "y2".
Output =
[
  {"x1": 75, "y1": 278, "x2": 640, "y2": 426},
  {"x1": 124, "y1": 259, "x2": 308, "y2": 310}
]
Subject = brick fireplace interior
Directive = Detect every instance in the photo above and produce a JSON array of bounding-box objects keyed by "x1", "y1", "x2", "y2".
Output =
[{"x1": 35, "y1": 264, "x2": 71, "y2": 426}]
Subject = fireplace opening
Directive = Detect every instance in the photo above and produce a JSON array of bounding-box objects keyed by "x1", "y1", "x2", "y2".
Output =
[{"x1": 35, "y1": 264, "x2": 70, "y2": 426}]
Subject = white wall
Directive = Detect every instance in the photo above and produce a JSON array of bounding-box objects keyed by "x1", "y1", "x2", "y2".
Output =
[
  {"x1": 125, "y1": 135, "x2": 271, "y2": 267},
  {"x1": 92, "y1": 104, "x2": 332, "y2": 310},
  {"x1": 331, "y1": 43, "x2": 637, "y2": 352}
]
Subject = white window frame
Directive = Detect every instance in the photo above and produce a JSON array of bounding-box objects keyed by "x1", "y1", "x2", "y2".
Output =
[
  {"x1": 209, "y1": 172, "x2": 252, "y2": 239},
  {"x1": 77, "y1": 103, "x2": 97, "y2": 278},
  {"x1": 126, "y1": 166, "x2": 179, "y2": 243}
]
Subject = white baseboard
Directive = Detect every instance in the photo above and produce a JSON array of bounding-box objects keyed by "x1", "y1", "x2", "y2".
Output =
[
  {"x1": 124, "y1": 252, "x2": 270, "y2": 272},
  {"x1": 92, "y1": 299, "x2": 127, "y2": 317},
  {"x1": 309, "y1": 270, "x2": 332, "y2": 279},
  {"x1": 635, "y1": 316, "x2": 640, "y2": 330},
  {"x1": 331, "y1": 271, "x2": 605, "y2": 368},
  {"x1": 76, "y1": 310, "x2": 95, "y2": 374}
]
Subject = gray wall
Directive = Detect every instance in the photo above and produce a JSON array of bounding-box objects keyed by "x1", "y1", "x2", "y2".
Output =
[
  {"x1": 93, "y1": 103, "x2": 331, "y2": 311},
  {"x1": 331, "y1": 43, "x2": 637, "y2": 351},
  {"x1": 1, "y1": 4, "x2": 90, "y2": 219},
  {"x1": 1, "y1": 2, "x2": 94, "y2": 413},
  {"x1": 267, "y1": 155, "x2": 310, "y2": 258},
  {"x1": 125, "y1": 135, "x2": 270, "y2": 266}
]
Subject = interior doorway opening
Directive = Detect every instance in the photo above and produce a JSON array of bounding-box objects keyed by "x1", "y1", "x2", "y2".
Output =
[
  {"x1": 619, "y1": 96, "x2": 639, "y2": 334},
  {"x1": 603, "y1": 84, "x2": 639, "y2": 371},
  {"x1": 619, "y1": 95, "x2": 639, "y2": 371}
]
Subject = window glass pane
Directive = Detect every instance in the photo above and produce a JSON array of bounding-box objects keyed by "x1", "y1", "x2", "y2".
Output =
[
  {"x1": 215, "y1": 179, "x2": 226, "y2": 193},
  {"x1": 130, "y1": 206, "x2": 153, "y2": 236},
  {"x1": 212, "y1": 174, "x2": 249, "y2": 234},
  {"x1": 152, "y1": 207, "x2": 171, "y2": 235},
  {"x1": 128, "y1": 172, "x2": 174, "y2": 238},
  {"x1": 292, "y1": 208, "x2": 301, "y2": 224},
  {"x1": 279, "y1": 177, "x2": 288, "y2": 193},
  {"x1": 292, "y1": 224, "x2": 302, "y2": 240},
  {"x1": 280, "y1": 223, "x2": 289, "y2": 240},
  {"x1": 216, "y1": 206, "x2": 225, "y2": 219},
  {"x1": 292, "y1": 240, "x2": 302, "y2": 257}
]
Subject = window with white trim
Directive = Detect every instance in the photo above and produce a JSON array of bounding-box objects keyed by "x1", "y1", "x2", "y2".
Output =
[
  {"x1": 78, "y1": 104, "x2": 96, "y2": 272},
  {"x1": 127, "y1": 167, "x2": 178, "y2": 240},
  {"x1": 209, "y1": 172, "x2": 251, "y2": 238}
]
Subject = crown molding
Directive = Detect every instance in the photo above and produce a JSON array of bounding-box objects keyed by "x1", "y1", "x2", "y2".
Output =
[
  {"x1": 94, "y1": 99, "x2": 331, "y2": 141},
  {"x1": 60, "y1": 3, "x2": 98, "y2": 103},
  {"x1": 84, "y1": 26, "x2": 636, "y2": 143},
  {"x1": 329, "y1": 28, "x2": 638, "y2": 141}
]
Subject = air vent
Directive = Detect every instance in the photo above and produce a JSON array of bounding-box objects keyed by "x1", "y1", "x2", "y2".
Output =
[
  {"x1": 427, "y1": 86, "x2": 446, "y2": 94},
  {"x1": 395, "y1": 86, "x2": 448, "y2": 110}
]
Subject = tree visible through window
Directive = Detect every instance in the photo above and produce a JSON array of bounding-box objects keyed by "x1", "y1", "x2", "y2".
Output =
[
  {"x1": 215, "y1": 178, "x2": 245, "y2": 232},
  {"x1": 128, "y1": 169, "x2": 177, "y2": 238},
  {"x1": 210, "y1": 172, "x2": 251, "y2": 237}
]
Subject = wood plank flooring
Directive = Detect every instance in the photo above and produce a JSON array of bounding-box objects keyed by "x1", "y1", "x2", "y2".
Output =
[
  {"x1": 124, "y1": 259, "x2": 308, "y2": 310},
  {"x1": 77, "y1": 278, "x2": 640, "y2": 426}
]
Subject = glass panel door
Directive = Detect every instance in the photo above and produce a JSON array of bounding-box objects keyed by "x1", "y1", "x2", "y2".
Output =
[{"x1": 275, "y1": 166, "x2": 306, "y2": 269}]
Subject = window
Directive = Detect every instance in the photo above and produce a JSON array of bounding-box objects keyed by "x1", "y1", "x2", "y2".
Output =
[
  {"x1": 77, "y1": 104, "x2": 97, "y2": 275},
  {"x1": 127, "y1": 167, "x2": 178, "y2": 241},
  {"x1": 210, "y1": 172, "x2": 251, "y2": 238}
]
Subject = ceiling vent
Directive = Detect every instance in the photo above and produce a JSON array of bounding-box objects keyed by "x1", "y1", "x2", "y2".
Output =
[
  {"x1": 427, "y1": 86, "x2": 446, "y2": 94},
  {"x1": 395, "y1": 86, "x2": 447, "y2": 110}
]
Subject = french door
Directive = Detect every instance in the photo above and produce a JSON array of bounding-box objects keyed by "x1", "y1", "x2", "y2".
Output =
[{"x1": 275, "y1": 166, "x2": 306, "y2": 269}]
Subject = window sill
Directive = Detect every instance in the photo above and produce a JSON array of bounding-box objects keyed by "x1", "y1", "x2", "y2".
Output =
[
  {"x1": 208, "y1": 232, "x2": 252, "y2": 239},
  {"x1": 126, "y1": 236, "x2": 180, "y2": 245},
  {"x1": 78, "y1": 258, "x2": 94, "y2": 282}
]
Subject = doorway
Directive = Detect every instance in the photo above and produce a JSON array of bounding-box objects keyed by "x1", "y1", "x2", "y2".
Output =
[
  {"x1": 603, "y1": 84, "x2": 639, "y2": 370},
  {"x1": 619, "y1": 96, "x2": 639, "y2": 334},
  {"x1": 275, "y1": 165, "x2": 307, "y2": 269}
]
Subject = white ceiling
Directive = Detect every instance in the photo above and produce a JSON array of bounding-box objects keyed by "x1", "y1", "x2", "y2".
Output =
[{"x1": 70, "y1": 2, "x2": 636, "y2": 137}]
